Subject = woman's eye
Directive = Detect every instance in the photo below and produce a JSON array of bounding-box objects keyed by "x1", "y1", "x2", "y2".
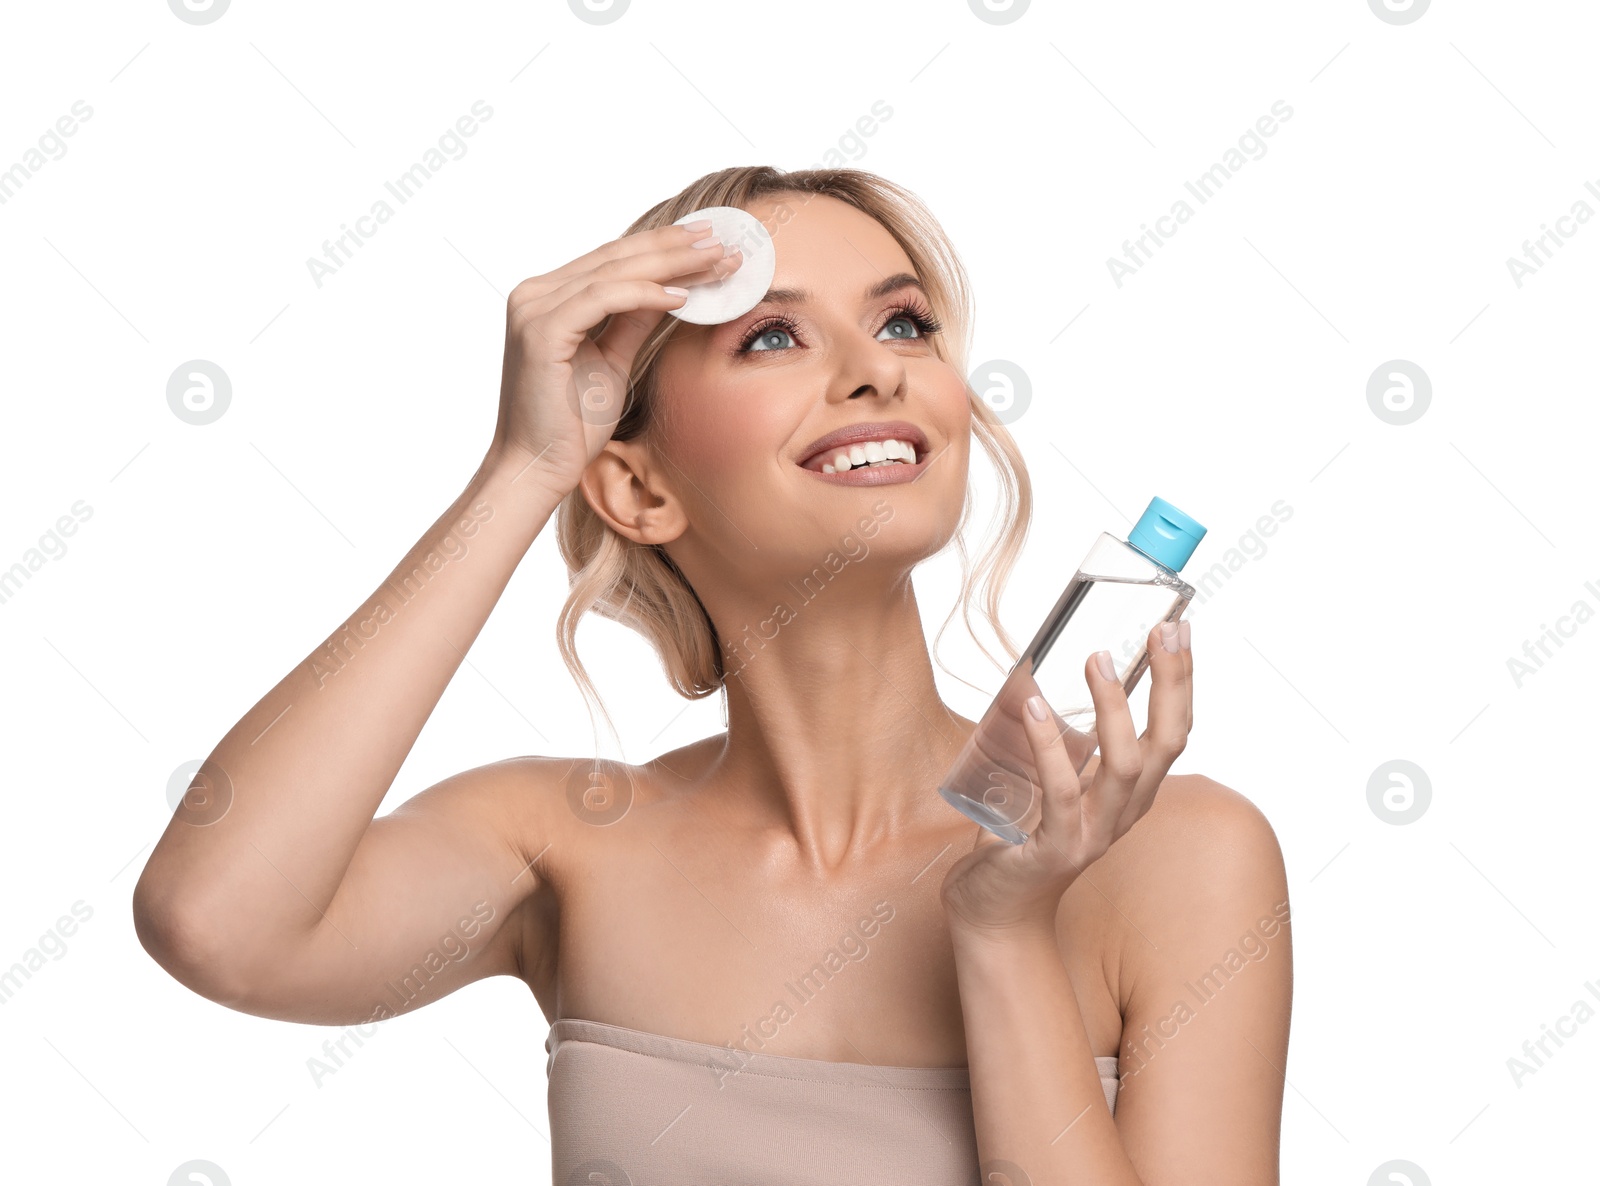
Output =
[
  {"x1": 878, "y1": 315, "x2": 922, "y2": 341},
  {"x1": 746, "y1": 326, "x2": 795, "y2": 352},
  {"x1": 741, "y1": 311, "x2": 928, "y2": 354}
]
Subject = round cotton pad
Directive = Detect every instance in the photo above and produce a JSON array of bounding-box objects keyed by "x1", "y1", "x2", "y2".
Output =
[{"x1": 669, "y1": 205, "x2": 776, "y2": 325}]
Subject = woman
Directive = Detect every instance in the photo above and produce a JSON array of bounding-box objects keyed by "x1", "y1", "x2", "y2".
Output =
[{"x1": 133, "y1": 166, "x2": 1292, "y2": 1185}]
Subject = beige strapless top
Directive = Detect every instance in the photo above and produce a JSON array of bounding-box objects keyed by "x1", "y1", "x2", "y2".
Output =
[{"x1": 545, "y1": 1017, "x2": 1121, "y2": 1185}]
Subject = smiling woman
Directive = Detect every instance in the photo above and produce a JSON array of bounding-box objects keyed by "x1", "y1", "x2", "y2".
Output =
[
  {"x1": 554, "y1": 167, "x2": 1031, "y2": 723},
  {"x1": 133, "y1": 164, "x2": 1289, "y2": 1186}
]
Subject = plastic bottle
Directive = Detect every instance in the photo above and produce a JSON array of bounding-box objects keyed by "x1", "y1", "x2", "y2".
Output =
[{"x1": 937, "y1": 496, "x2": 1207, "y2": 844}]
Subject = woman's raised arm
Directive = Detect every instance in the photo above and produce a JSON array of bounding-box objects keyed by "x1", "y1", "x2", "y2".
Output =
[{"x1": 132, "y1": 220, "x2": 739, "y2": 1021}]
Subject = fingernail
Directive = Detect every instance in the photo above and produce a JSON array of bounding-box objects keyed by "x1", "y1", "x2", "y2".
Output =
[
  {"x1": 1178, "y1": 620, "x2": 1191, "y2": 651},
  {"x1": 1095, "y1": 651, "x2": 1115, "y2": 681},
  {"x1": 1026, "y1": 694, "x2": 1048, "y2": 721},
  {"x1": 1160, "y1": 621, "x2": 1179, "y2": 653},
  {"x1": 664, "y1": 286, "x2": 689, "y2": 298},
  {"x1": 693, "y1": 234, "x2": 722, "y2": 250},
  {"x1": 683, "y1": 219, "x2": 713, "y2": 233}
]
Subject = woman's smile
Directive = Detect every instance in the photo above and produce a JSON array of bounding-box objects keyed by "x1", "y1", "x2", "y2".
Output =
[
  {"x1": 795, "y1": 418, "x2": 934, "y2": 484},
  {"x1": 801, "y1": 446, "x2": 933, "y2": 485}
]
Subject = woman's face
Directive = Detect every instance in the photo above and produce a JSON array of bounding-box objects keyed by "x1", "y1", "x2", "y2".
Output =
[{"x1": 643, "y1": 193, "x2": 973, "y2": 588}]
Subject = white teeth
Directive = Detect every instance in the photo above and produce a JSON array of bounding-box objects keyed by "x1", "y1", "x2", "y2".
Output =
[{"x1": 815, "y1": 437, "x2": 918, "y2": 473}]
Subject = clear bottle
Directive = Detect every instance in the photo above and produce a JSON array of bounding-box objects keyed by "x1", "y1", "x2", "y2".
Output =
[{"x1": 937, "y1": 497, "x2": 1207, "y2": 844}]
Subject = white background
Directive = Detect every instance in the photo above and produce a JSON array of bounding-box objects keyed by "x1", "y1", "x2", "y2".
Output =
[{"x1": 1, "y1": 0, "x2": 1594, "y2": 1182}]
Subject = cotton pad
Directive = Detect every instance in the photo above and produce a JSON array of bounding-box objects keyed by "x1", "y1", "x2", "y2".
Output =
[{"x1": 669, "y1": 205, "x2": 776, "y2": 325}]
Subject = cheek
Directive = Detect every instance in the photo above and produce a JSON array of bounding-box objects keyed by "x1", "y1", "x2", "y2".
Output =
[
  {"x1": 928, "y1": 366, "x2": 975, "y2": 454},
  {"x1": 664, "y1": 377, "x2": 790, "y2": 493},
  {"x1": 933, "y1": 362, "x2": 971, "y2": 412}
]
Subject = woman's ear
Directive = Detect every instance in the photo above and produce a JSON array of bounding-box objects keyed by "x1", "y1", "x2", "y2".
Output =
[{"x1": 578, "y1": 440, "x2": 688, "y2": 547}]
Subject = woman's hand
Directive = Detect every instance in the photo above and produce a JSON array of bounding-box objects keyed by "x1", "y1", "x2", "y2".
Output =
[
  {"x1": 486, "y1": 221, "x2": 742, "y2": 494},
  {"x1": 939, "y1": 619, "x2": 1194, "y2": 940}
]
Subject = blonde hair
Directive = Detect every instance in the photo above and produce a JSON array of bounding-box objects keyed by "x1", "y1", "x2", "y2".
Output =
[{"x1": 555, "y1": 165, "x2": 1034, "y2": 749}]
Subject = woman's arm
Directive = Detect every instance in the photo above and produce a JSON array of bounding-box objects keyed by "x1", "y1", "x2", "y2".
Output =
[
  {"x1": 132, "y1": 222, "x2": 730, "y2": 1015},
  {"x1": 953, "y1": 913, "x2": 1139, "y2": 1183},
  {"x1": 132, "y1": 451, "x2": 569, "y2": 1012},
  {"x1": 1105, "y1": 779, "x2": 1292, "y2": 1183},
  {"x1": 950, "y1": 777, "x2": 1291, "y2": 1185},
  {"x1": 941, "y1": 620, "x2": 1293, "y2": 1181}
]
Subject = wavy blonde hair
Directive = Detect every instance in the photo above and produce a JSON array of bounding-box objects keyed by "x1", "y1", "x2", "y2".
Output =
[{"x1": 555, "y1": 165, "x2": 1034, "y2": 749}]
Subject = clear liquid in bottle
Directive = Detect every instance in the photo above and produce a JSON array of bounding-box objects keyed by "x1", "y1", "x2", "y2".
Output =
[{"x1": 937, "y1": 497, "x2": 1206, "y2": 844}]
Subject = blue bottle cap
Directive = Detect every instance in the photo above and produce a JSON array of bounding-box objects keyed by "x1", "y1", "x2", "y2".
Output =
[{"x1": 1127, "y1": 497, "x2": 1206, "y2": 572}]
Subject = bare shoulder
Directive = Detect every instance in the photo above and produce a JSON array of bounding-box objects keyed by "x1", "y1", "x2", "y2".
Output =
[
  {"x1": 473, "y1": 748, "x2": 695, "y2": 867},
  {"x1": 1135, "y1": 773, "x2": 1282, "y2": 871},
  {"x1": 464, "y1": 753, "x2": 634, "y2": 876},
  {"x1": 1086, "y1": 774, "x2": 1293, "y2": 1171},
  {"x1": 479, "y1": 746, "x2": 711, "y2": 1006},
  {"x1": 1099, "y1": 772, "x2": 1284, "y2": 880},
  {"x1": 478, "y1": 752, "x2": 582, "y2": 808},
  {"x1": 371, "y1": 753, "x2": 581, "y2": 901},
  {"x1": 1086, "y1": 774, "x2": 1291, "y2": 997},
  {"x1": 482, "y1": 741, "x2": 711, "y2": 860}
]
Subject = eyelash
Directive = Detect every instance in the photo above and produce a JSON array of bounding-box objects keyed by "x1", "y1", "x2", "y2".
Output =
[{"x1": 735, "y1": 297, "x2": 945, "y2": 354}]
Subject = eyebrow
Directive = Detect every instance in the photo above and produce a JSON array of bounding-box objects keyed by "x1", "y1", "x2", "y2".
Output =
[{"x1": 753, "y1": 272, "x2": 925, "y2": 309}]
